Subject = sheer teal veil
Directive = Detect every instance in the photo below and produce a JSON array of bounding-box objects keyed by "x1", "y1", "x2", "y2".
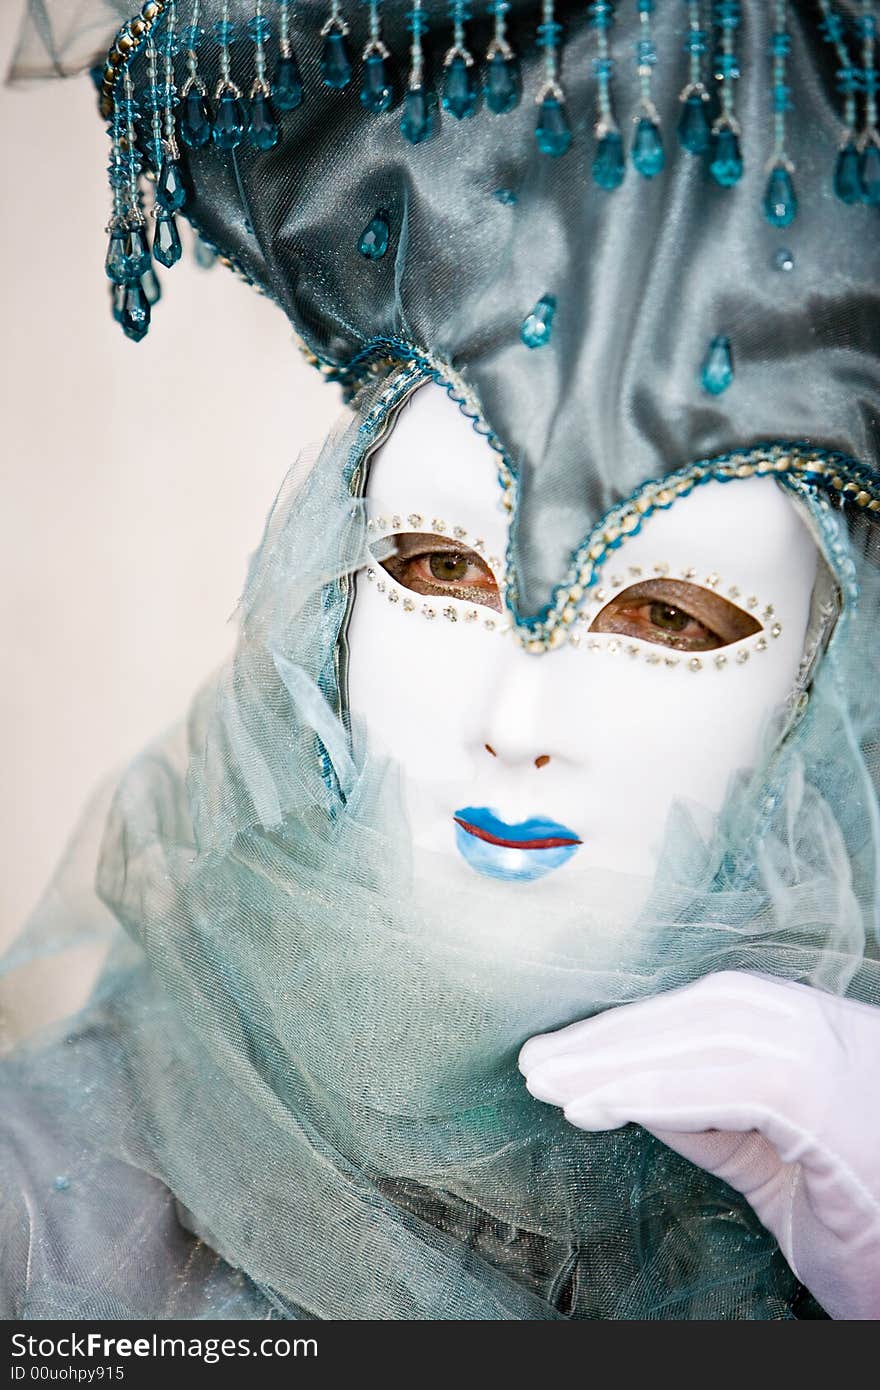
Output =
[{"x1": 3, "y1": 0, "x2": 880, "y2": 1319}]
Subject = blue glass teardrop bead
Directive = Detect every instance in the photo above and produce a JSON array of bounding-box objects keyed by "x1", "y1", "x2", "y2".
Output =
[
  {"x1": 321, "y1": 30, "x2": 352, "y2": 89},
  {"x1": 484, "y1": 52, "x2": 520, "y2": 115},
  {"x1": 126, "y1": 227, "x2": 152, "y2": 280},
  {"x1": 141, "y1": 265, "x2": 162, "y2": 305},
  {"x1": 859, "y1": 140, "x2": 880, "y2": 206},
  {"x1": 520, "y1": 295, "x2": 556, "y2": 349},
  {"x1": 709, "y1": 126, "x2": 743, "y2": 187},
  {"x1": 180, "y1": 88, "x2": 212, "y2": 149},
  {"x1": 763, "y1": 164, "x2": 797, "y2": 227},
  {"x1": 156, "y1": 159, "x2": 186, "y2": 212},
  {"x1": 247, "y1": 91, "x2": 279, "y2": 149},
  {"x1": 273, "y1": 54, "x2": 303, "y2": 112},
  {"x1": 592, "y1": 130, "x2": 625, "y2": 190},
  {"x1": 535, "y1": 95, "x2": 571, "y2": 157},
  {"x1": 632, "y1": 117, "x2": 665, "y2": 178},
  {"x1": 106, "y1": 226, "x2": 151, "y2": 284},
  {"x1": 677, "y1": 92, "x2": 710, "y2": 154},
  {"x1": 834, "y1": 140, "x2": 862, "y2": 204},
  {"x1": 153, "y1": 211, "x2": 183, "y2": 268},
  {"x1": 400, "y1": 85, "x2": 434, "y2": 143},
  {"x1": 443, "y1": 54, "x2": 478, "y2": 119},
  {"x1": 212, "y1": 91, "x2": 247, "y2": 149},
  {"x1": 105, "y1": 228, "x2": 129, "y2": 284},
  {"x1": 358, "y1": 212, "x2": 390, "y2": 260},
  {"x1": 120, "y1": 282, "x2": 151, "y2": 342},
  {"x1": 700, "y1": 335, "x2": 733, "y2": 395},
  {"x1": 360, "y1": 52, "x2": 394, "y2": 113}
]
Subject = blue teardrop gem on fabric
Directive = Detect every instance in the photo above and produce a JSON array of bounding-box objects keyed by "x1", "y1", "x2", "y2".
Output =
[
  {"x1": 153, "y1": 211, "x2": 183, "y2": 268},
  {"x1": 535, "y1": 95, "x2": 571, "y2": 157},
  {"x1": 859, "y1": 141, "x2": 880, "y2": 206},
  {"x1": 360, "y1": 52, "x2": 394, "y2": 113},
  {"x1": 321, "y1": 31, "x2": 352, "y2": 90},
  {"x1": 763, "y1": 164, "x2": 797, "y2": 227},
  {"x1": 120, "y1": 281, "x2": 151, "y2": 342},
  {"x1": 700, "y1": 335, "x2": 734, "y2": 395},
  {"x1": 273, "y1": 54, "x2": 303, "y2": 111},
  {"x1": 834, "y1": 140, "x2": 862, "y2": 204},
  {"x1": 632, "y1": 117, "x2": 665, "y2": 178},
  {"x1": 247, "y1": 91, "x2": 280, "y2": 149},
  {"x1": 484, "y1": 52, "x2": 520, "y2": 115},
  {"x1": 677, "y1": 92, "x2": 710, "y2": 154},
  {"x1": 520, "y1": 294, "x2": 556, "y2": 349},
  {"x1": 358, "y1": 213, "x2": 390, "y2": 260},
  {"x1": 400, "y1": 85, "x2": 434, "y2": 143},
  {"x1": 141, "y1": 266, "x2": 162, "y2": 305},
  {"x1": 212, "y1": 91, "x2": 247, "y2": 149},
  {"x1": 180, "y1": 88, "x2": 212, "y2": 149},
  {"x1": 106, "y1": 226, "x2": 151, "y2": 284},
  {"x1": 156, "y1": 159, "x2": 186, "y2": 212},
  {"x1": 772, "y1": 247, "x2": 795, "y2": 272},
  {"x1": 592, "y1": 130, "x2": 625, "y2": 190},
  {"x1": 443, "y1": 54, "x2": 478, "y2": 119},
  {"x1": 709, "y1": 127, "x2": 743, "y2": 187}
]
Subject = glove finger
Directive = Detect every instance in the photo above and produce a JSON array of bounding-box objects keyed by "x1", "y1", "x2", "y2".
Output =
[
  {"x1": 559, "y1": 1066, "x2": 807, "y2": 1165},
  {"x1": 524, "y1": 1032, "x2": 800, "y2": 1107},
  {"x1": 518, "y1": 971, "x2": 798, "y2": 1074}
]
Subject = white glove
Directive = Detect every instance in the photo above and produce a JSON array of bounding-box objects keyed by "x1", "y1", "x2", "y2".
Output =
[{"x1": 518, "y1": 971, "x2": 880, "y2": 1319}]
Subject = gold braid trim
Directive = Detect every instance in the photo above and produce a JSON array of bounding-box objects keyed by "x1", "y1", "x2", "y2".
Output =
[{"x1": 99, "y1": 2, "x2": 169, "y2": 120}]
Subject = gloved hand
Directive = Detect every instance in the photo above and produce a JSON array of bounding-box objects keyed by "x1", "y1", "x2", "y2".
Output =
[{"x1": 518, "y1": 971, "x2": 880, "y2": 1319}]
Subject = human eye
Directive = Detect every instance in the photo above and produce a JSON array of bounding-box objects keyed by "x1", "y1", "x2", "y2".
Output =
[
  {"x1": 376, "y1": 532, "x2": 502, "y2": 611},
  {"x1": 589, "y1": 579, "x2": 762, "y2": 651}
]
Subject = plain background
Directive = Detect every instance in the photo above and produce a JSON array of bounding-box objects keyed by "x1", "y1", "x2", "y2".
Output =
[{"x1": 0, "y1": 6, "x2": 341, "y2": 945}]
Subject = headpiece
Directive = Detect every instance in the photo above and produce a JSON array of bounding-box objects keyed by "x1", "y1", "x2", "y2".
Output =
[{"x1": 12, "y1": 1, "x2": 880, "y2": 628}]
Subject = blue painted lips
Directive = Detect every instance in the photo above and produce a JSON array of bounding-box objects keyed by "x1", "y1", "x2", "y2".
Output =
[{"x1": 453, "y1": 806, "x2": 583, "y2": 883}]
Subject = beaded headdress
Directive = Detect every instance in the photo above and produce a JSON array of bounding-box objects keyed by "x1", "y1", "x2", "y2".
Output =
[{"x1": 12, "y1": 1, "x2": 880, "y2": 623}]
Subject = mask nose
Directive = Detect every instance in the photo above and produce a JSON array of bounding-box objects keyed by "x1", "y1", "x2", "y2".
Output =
[{"x1": 475, "y1": 646, "x2": 563, "y2": 769}]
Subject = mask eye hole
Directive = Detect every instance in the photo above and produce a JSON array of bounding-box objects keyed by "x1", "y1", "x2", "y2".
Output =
[
  {"x1": 589, "y1": 579, "x2": 763, "y2": 651},
  {"x1": 376, "y1": 533, "x2": 503, "y2": 612}
]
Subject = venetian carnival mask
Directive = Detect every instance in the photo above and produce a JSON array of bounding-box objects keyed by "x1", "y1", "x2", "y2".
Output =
[
  {"x1": 12, "y1": 0, "x2": 880, "y2": 875},
  {"x1": 346, "y1": 381, "x2": 825, "y2": 883}
]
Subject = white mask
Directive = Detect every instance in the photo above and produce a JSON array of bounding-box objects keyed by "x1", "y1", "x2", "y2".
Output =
[{"x1": 346, "y1": 383, "x2": 820, "y2": 889}]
